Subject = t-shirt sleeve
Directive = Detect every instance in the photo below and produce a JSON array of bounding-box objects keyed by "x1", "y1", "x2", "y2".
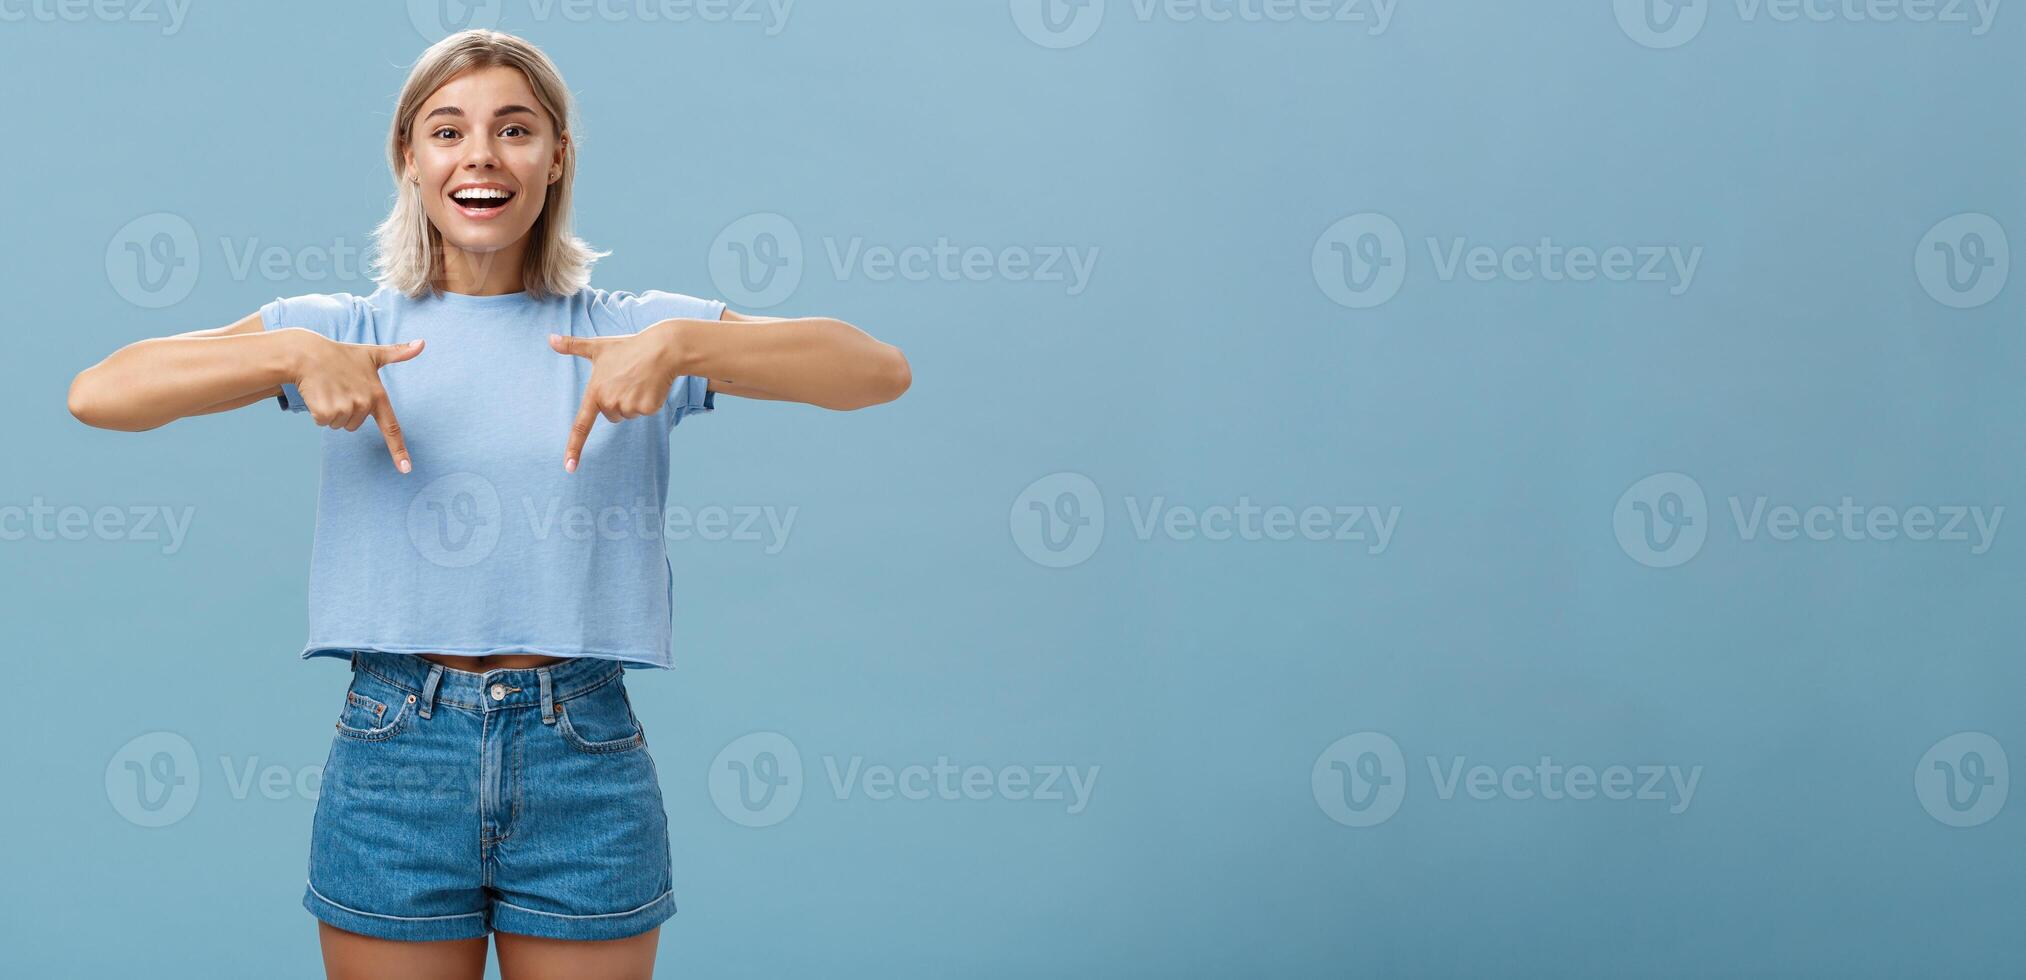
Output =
[
  {"x1": 258, "y1": 292, "x2": 373, "y2": 413},
  {"x1": 596, "y1": 289, "x2": 729, "y2": 428}
]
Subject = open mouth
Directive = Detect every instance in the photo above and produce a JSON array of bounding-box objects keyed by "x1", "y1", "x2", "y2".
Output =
[{"x1": 449, "y1": 187, "x2": 516, "y2": 214}]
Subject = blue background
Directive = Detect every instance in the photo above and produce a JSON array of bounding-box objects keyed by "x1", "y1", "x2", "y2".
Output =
[{"x1": 3, "y1": 1, "x2": 2022, "y2": 976}]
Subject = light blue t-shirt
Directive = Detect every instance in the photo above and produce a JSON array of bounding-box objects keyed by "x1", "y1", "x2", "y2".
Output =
[{"x1": 261, "y1": 284, "x2": 727, "y2": 670}]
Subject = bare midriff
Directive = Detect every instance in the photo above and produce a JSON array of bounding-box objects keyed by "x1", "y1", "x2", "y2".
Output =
[{"x1": 417, "y1": 652, "x2": 570, "y2": 672}]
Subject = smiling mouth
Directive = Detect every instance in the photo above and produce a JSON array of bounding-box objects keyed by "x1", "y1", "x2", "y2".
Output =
[{"x1": 450, "y1": 188, "x2": 516, "y2": 212}]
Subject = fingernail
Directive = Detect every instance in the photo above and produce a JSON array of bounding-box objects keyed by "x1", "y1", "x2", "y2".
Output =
[
  {"x1": 565, "y1": 457, "x2": 576, "y2": 473},
  {"x1": 398, "y1": 459, "x2": 412, "y2": 474}
]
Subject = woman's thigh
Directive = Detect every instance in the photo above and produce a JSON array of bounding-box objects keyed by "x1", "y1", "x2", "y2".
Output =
[
  {"x1": 317, "y1": 920, "x2": 488, "y2": 980},
  {"x1": 495, "y1": 927, "x2": 660, "y2": 980}
]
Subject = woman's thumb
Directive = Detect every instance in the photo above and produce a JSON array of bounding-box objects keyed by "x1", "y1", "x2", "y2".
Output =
[{"x1": 376, "y1": 339, "x2": 426, "y2": 364}]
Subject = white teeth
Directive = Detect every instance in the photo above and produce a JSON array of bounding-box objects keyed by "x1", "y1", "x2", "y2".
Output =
[{"x1": 452, "y1": 188, "x2": 513, "y2": 201}]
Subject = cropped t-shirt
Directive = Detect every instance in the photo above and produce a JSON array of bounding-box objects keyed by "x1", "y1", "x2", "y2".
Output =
[{"x1": 260, "y1": 284, "x2": 727, "y2": 670}]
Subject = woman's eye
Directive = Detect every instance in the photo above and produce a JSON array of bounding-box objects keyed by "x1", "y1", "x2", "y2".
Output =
[
  {"x1": 501, "y1": 125, "x2": 529, "y2": 138},
  {"x1": 432, "y1": 127, "x2": 459, "y2": 140}
]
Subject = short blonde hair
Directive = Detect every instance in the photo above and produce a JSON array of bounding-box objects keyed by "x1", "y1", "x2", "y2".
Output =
[{"x1": 371, "y1": 30, "x2": 605, "y2": 299}]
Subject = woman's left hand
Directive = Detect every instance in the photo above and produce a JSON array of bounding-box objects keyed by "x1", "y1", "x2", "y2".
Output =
[{"x1": 549, "y1": 323, "x2": 685, "y2": 472}]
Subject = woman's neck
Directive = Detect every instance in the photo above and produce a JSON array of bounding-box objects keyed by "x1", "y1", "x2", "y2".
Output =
[{"x1": 437, "y1": 243, "x2": 527, "y2": 296}]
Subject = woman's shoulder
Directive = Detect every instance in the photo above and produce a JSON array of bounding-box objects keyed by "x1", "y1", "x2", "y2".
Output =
[
  {"x1": 258, "y1": 285, "x2": 396, "y2": 341},
  {"x1": 268, "y1": 283, "x2": 403, "y2": 314},
  {"x1": 575, "y1": 285, "x2": 727, "y2": 336},
  {"x1": 575, "y1": 284, "x2": 720, "y2": 308}
]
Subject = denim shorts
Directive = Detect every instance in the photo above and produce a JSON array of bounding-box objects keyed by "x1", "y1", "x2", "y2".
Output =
[{"x1": 304, "y1": 650, "x2": 675, "y2": 942}]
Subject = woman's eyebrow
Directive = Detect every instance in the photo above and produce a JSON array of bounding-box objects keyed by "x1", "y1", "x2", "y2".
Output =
[{"x1": 421, "y1": 104, "x2": 540, "y2": 122}]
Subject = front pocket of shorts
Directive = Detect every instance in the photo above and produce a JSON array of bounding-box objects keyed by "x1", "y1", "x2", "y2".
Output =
[
  {"x1": 555, "y1": 682, "x2": 646, "y2": 754},
  {"x1": 334, "y1": 674, "x2": 414, "y2": 742}
]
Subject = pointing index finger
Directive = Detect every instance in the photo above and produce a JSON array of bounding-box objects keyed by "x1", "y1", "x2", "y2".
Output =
[
  {"x1": 564, "y1": 387, "x2": 598, "y2": 473},
  {"x1": 372, "y1": 392, "x2": 412, "y2": 474}
]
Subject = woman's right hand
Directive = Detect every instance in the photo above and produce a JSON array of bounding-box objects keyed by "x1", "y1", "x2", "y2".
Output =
[{"x1": 285, "y1": 331, "x2": 426, "y2": 473}]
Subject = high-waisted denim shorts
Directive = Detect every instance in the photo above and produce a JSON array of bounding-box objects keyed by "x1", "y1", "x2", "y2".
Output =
[{"x1": 304, "y1": 651, "x2": 675, "y2": 942}]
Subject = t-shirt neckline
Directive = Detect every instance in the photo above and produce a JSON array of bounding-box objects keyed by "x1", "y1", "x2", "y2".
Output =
[{"x1": 426, "y1": 287, "x2": 537, "y2": 307}]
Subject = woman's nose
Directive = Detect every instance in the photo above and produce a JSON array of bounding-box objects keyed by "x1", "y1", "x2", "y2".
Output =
[{"x1": 462, "y1": 138, "x2": 500, "y2": 169}]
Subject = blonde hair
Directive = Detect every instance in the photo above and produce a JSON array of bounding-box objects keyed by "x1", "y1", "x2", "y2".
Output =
[{"x1": 371, "y1": 30, "x2": 605, "y2": 299}]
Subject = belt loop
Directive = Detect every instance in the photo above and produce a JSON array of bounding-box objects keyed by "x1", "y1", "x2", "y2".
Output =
[
  {"x1": 538, "y1": 668, "x2": 556, "y2": 725},
  {"x1": 417, "y1": 664, "x2": 444, "y2": 720},
  {"x1": 349, "y1": 651, "x2": 360, "y2": 673}
]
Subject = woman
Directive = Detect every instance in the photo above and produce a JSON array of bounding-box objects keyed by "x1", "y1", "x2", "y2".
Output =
[{"x1": 67, "y1": 29, "x2": 908, "y2": 980}]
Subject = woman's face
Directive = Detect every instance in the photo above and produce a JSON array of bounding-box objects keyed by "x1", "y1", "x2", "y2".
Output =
[{"x1": 403, "y1": 65, "x2": 564, "y2": 259}]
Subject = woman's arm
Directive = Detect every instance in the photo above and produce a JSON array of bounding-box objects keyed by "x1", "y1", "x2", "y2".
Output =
[
  {"x1": 673, "y1": 308, "x2": 911, "y2": 411},
  {"x1": 68, "y1": 313, "x2": 426, "y2": 471},
  {"x1": 68, "y1": 313, "x2": 300, "y2": 431},
  {"x1": 548, "y1": 306, "x2": 909, "y2": 471}
]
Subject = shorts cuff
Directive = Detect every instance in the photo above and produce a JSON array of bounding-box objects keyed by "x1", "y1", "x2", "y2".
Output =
[
  {"x1": 303, "y1": 881, "x2": 489, "y2": 942},
  {"x1": 490, "y1": 889, "x2": 676, "y2": 941}
]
